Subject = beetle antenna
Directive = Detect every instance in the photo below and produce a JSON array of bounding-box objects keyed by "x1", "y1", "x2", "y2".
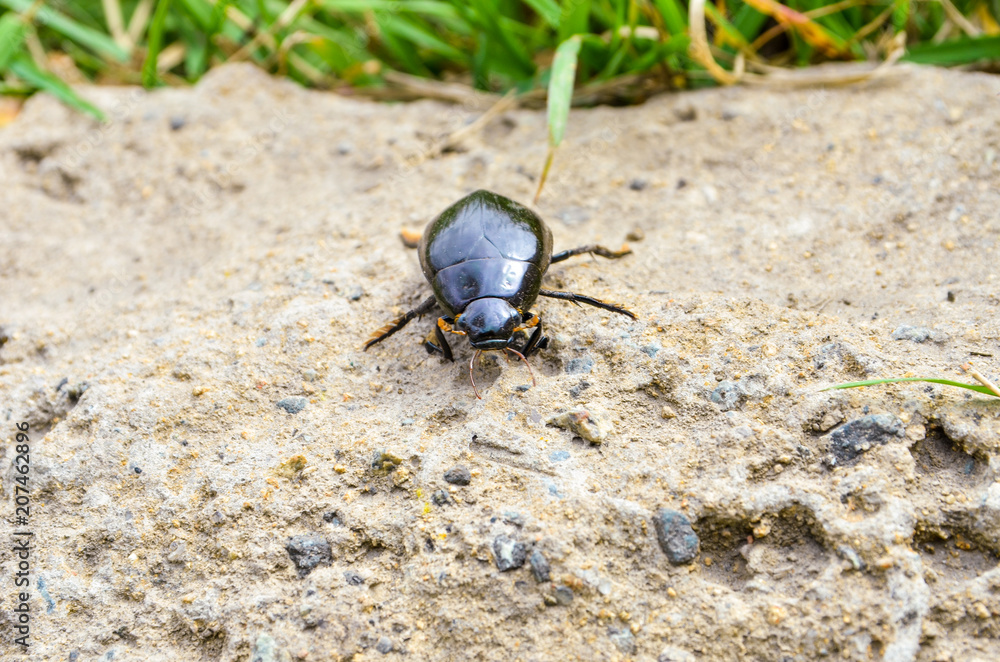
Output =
[
  {"x1": 505, "y1": 347, "x2": 536, "y2": 388},
  {"x1": 469, "y1": 349, "x2": 482, "y2": 399}
]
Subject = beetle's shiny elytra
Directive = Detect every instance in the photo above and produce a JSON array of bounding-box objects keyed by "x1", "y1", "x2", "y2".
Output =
[{"x1": 364, "y1": 189, "x2": 636, "y2": 398}]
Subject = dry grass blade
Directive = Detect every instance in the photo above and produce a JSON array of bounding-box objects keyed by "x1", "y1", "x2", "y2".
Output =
[
  {"x1": 688, "y1": 0, "x2": 738, "y2": 85},
  {"x1": 962, "y1": 362, "x2": 1000, "y2": 398}
]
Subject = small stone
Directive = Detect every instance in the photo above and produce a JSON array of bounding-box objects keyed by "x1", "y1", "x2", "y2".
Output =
[
  {"x1": 492, "y1": 535, "x2": 526, "y2": 572},
  {"x1": 344, "y1": 571, "x2": 365, "y2": 586},
  {"x1": 443, "y1": 465, "x2": 471, "y2": 486},
  {"x1": 285, "y1": 534, "x2": 332, "y2": 578},
  {"x1": 609, "y1": 627, "x2": 636, "y2": 655},
  {"x1": 568, "y1": 381, "x2": 590, "y2": 398},
  {"x1": 371, "y1": 450, "x2": 403, "y2": 473},
  {"x1": 628, "y1": 179, "x2": 648, "y2": 191},
  {"x1": 251, "y1": 633, "x2": 279, "y2": 662},
  {"x1": 661, "y1": 406, "x2": 677, "y2": 420},
  {"x1": 431, "y1": 489, "x2": 450, "y2": 506},
  {"x1": 553, "y1": 585, "x2": 574, "y2": 605},
  {"x1": 565, "y1": 356, "x2": 594, "y2": 374},
  {"x1": 658, "y1": 646, "x2": 696, "y2": 662},
  {"x1": 529, "y1": 550, "x2": 551, "y2": 583},
  {"x1": 653, "y1": 509, "x2": 699, "y2": 565},
  {"x1": 375, "y1": 637, "x2": 393, "y2": 654},
  {"x1": 827, "y1": 414, "x2": 904, "y2": 464},
  {"x1": 166, "y1": 540, "x2": 187, "y2": 563},
  {"x1": 302, "y1": 369, "x2": 318, "y2": 382},
  {"x1": 276, "y1": 397, "x2": 307, "y2": 414},
  {"x1": 710, "y1": 381, "x2": 744, "y2": 411},
  {"x1": 546, "y1": 405, "x2": 612, "y2": 444},
  {"x1": 837, "y1": 546, "x2": 864, "y2": 571},
  {"x1": 169, "y1": 116, "x2": 186, "y2": 131},
  {"x1": 549, "y1": 450, "x2": 570, "y2": 462},
  {"x1": 891, "y1": 325, "x2": 943, "y2": 343},
  {"x1": 627, "y1": 227, "x2": 646, "y2": 241}
]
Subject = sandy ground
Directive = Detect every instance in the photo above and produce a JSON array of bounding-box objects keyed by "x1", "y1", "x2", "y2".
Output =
[{"x1": 1, "y1": 63, "x2": 999, "y2": 661}]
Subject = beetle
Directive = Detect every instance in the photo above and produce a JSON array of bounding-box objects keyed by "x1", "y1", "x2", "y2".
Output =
[{"x1": 363, "y1": 189, "x2": 635, "y2": 397}]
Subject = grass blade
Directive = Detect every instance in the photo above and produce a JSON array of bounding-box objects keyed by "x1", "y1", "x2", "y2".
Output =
[
  {"x1": 903, "y1": 35, "x2": 1000, "y2": 65},
  {"x1": 534, "y1": 34, "x2": 580, "y2": 204},
  {"x1": 0, "y1": 12, "x2": 28, "y2": 71},
  {"x1": 523, "y1": 0, "x2": 561, "y2": 28},
  {"x1": 9, "y1": 52, "x2": 104, "y2": 119},
  {"x1": 822, "y1": 377, "x2": 997, "y2": 397},
  {"x1": 142, "y1": 0, "x2": 172, "y2": 87},
  {"x1": 0, "y1": 0, "x2": 129, "y2": 62}
]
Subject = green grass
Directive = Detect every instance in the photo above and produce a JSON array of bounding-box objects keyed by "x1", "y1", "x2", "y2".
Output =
[{"x1": 1, "y1": 1, "x2": 998, "y2": 148}]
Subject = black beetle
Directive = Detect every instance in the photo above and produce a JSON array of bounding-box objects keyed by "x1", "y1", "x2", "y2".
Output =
[{"x1": 364, "y1": 189, "x2": 635, "y2": 397}]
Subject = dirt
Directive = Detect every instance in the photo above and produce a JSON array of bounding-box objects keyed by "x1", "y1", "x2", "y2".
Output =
[{"x1": 1, "y1": 63, "x2": 999, "y2": 661}]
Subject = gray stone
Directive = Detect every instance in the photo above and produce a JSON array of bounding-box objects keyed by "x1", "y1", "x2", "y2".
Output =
[
  {"x1": 609, "y1": 627, "x2": 636, "y2": 655},
  {"x1": 276, "y1": 397, "x2": 307, "y2": 414},
  {"x1": 492, "y1": 535, "x2": 526, "y2": 572},
  {"x1": 566, "y1": 356, "x2": 594, "y2": 374},
  {"x1": 827, "y1": 414, "x2": 904, "y2": 464},
  {"x1": 553, "y1": 585, "x2": 574, "y2": 605},
  {"x1": 375, "y1": 637, "x2": 393, "y2": 654},
  {"x1": 529, "y1": 550, "x2": 551, "y2": 583},
  {"x1": 252, "y1": 633, "x2": 279, "y2": 662},
  {"x1": 285, "y1": 534, "x2": 331, "y2": 578},
  {"x1": 710, "y1": 381, "x2": 744, "y2": 411},
  {"x1": 653, "y1": 509, "x2": 699, "y2": 565},
  {"x1": 891, "y1": 325, "x2": 941, "y2": 343},
  {"x1": 443, "y1": 465, "x2": 471, "y2": 485}
]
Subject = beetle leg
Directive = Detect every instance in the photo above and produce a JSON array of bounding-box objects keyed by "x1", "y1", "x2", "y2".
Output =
[
  {"x1": 538, "y1": 289, "x2": 636, "y2": 319},
  {"x1": 521, "y1": 323, "x2": 549, "y2": 358},
  {"x1": 550, "y1": 244, "x2": 632, "y2": 264},
  {"x1": 434, "y1": 322, "x2": 454, "y2": 362},
  {"x1": 363, "y1": 295, "x2": 438, "y2": 350}
]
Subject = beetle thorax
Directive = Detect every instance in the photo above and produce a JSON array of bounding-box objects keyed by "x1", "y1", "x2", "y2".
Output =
[{"x1": 455, "y1": 298, "x2": 521, "y2": 350}]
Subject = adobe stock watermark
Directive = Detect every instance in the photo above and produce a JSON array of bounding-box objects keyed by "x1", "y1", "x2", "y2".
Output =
[
  {"x1": 181, "y1": 108, "x2": 293, "y2": 217},
  {"x1": 56, "y1": 89, "x2": 145, "y2": 172}
]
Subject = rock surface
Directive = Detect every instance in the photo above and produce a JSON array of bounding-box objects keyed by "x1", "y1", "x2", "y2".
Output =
[{"x1": 1, "y1": 63, "x2": 999, "y2": 660}]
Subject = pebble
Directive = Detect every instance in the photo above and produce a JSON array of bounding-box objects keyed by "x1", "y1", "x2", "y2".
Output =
[
  {"x1": 629, "y1": 178, "x2": 648, "y2": 191},
  {"x1": 276, "y1": 397, "x2": 307, "y2": 414},
  {"x1": 546, "y1": 405, "x2": 612, "y2": 444},
  {"x1": 344, "y1": 571, "x2": 365, "y2": 586},
  {"x1": 827, "y1": 414, "x2": 904, "y2": 464},
  {"x1": 492, "y1": 535, "x2": 526, "y2": 572},
  {"x1": 166, "y1": 540, "x2": 187, "y2": 563},
  {"x1": 431, "y1": 489, "x2": 450, "y2": 506},
  {"x1": 837, "y1": 545, "x2": 864, "y2": 571},
  {"x1": 285, "y1": 534, "x2": 332, "y2": 578},
  {"x1": 251, "y1": 633, "x2": 279, "y2": 662},
  {"x1": 608, "y1": 627, "x2": 637, "y2": 655},
  {"x1": 443, "y1": 465, "x2": 471, "y2": 485},
  {"x1": 549, "y1": 450, "x2": 570, "y2": 462},
  {"x1": 565, "y1": 356, "x2": 594, "y2": 375},
  {"x1": 375, "y1": 637, "x2": 393, "y2": 654},
  {"x1": 529, "y1": 550, "x2": 551, "y2": 582},
  {"x1": 659, "y1": 646, "x2": 697, "y2": 662},
  {"x1": 653, "y1": 509, "x2": 700, "y2": 565},
  {"x1": 710, "y1": 381, "x2": 744, "y2": 411},
  {"x1": 568, "y1": 381, "x2": 590, "y2": 398},
  {"x1": 553, "y1": 585, "x2": 574, "y2": 605},
  {"x1": 169, "y1": 116, "x2": 186, "y2": 131},
  {"x1": 891, "y1": 325, "x2": 942, "y2": 343}
]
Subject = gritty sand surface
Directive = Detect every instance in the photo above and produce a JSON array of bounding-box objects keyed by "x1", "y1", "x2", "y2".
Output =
[{"x1": 1, "y1": 63, "x2": 999, "y2": 661}]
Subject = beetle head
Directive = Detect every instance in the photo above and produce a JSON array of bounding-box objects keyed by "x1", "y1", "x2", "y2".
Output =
[{"x1": 455, "y1": 298, "x2": 520, "y2": 350}]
